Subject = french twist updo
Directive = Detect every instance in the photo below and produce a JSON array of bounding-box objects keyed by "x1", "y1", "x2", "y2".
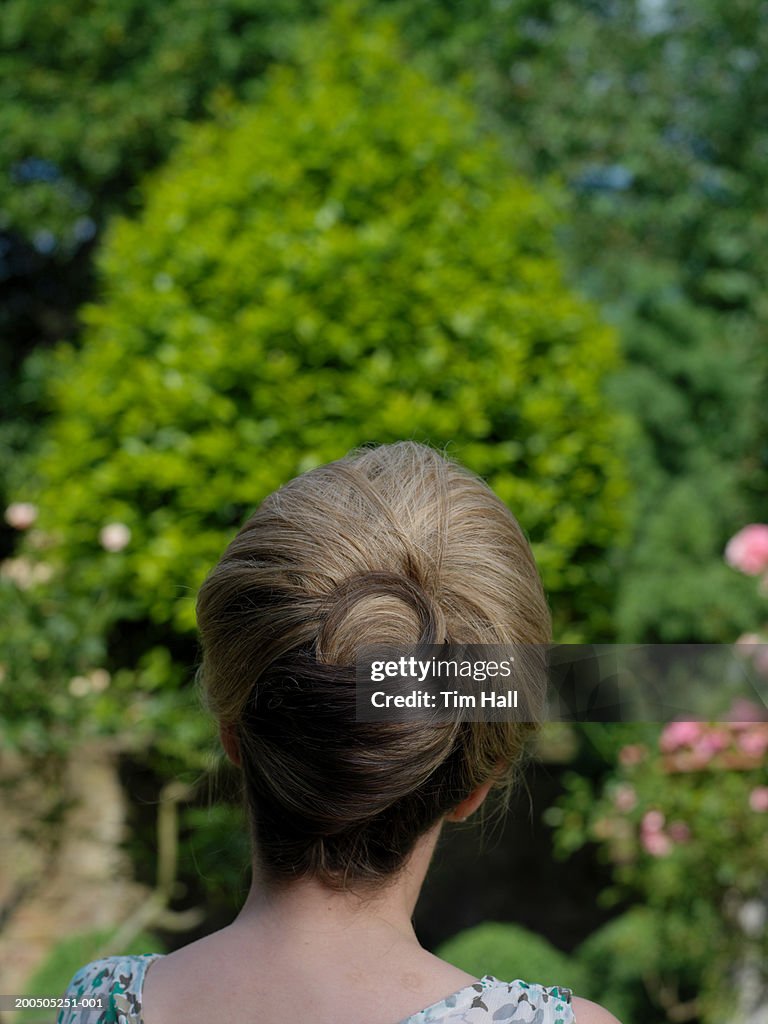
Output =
[{"x1": 194, "y1": 440, "x2": 552, "y2": 890}]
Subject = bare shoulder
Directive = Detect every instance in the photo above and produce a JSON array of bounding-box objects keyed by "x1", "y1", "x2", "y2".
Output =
[{"x1": 571, "y1": 995, "x2": 623, "y2": 1024}]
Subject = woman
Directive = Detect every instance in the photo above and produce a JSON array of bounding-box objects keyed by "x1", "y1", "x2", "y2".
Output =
[{"x1": 59, "y1": 441, "x2": 620, "y2": 1024}]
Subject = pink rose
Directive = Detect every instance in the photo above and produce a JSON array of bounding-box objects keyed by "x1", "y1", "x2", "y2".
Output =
[
  {"x1": 693, "y1": 729, "x2": 730, "y2": 759},
  {"x1": 736, "y1": 728, "x2": 768, "y2": 757},
  {"x1": 725, "y1": 524, "x2": 768, "y2": 576},
  {"x1": 618, "y1": 744, "x2": 647, "y2": 766},
  {"x1": 641, "y1": 830, "x2": 672, "y2": 857},
  {"x1": 660, "y1": 720, "x2": 703, "y2": 752},
  {"x1": 612, "y1": 784, "x2": 638, "y2": 813},
  {"x1": 642, "y1": 810, "x2": 665, "y2": 833},
  {"x1": 5, "y1": 502, "x2": 38, "y2": 529},
  {"x1": 668, "y1": 820, "x2": 691, "y2": 843},
  {"x1": 749, "y1": 787, "x2": 768, "y2": 812}
]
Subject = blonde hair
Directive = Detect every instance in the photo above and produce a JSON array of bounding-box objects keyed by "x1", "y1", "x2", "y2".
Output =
[{"x1": 195, "y1": 441, "x2": 551, "y2": 889}]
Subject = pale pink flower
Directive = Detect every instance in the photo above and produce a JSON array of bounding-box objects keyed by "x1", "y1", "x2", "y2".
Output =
[
  {"x1": 660, "y1": 720, "x2": 702, "y2": 752},
  {"x1": 668, "y1": 820, "x2": 691, "y2": 843},
  {"x1": 88, "y1": 668, "x2": 111, "y2": 693},
  {"x1": 618, "y1": 744, "x2": 647, "y2": 766},
  {"x1": 749, "y1": 787, "x2": 768, "y2": 812},
  {"x1": 725, "y1": 524, "x2": 768, "y2": 576},
  {"x1": 68, "y1": 675, "x2": 91, "y2": 697},
  {"x1": 612, "y1": 783, "x2": 638, "y2": 813},
  {"x1": 0, "y1": 557, "x2": 54, "y2": 589},
  {"x1": 642, "y1": 810, "x2": 665, "y2": 833},
  {"x1": 642, "y1": 830, "x2": 672, "y2": 857},
  {"x1": 99, "y1": 522, "x2": 131, "y2": 552},
  {"x1": 736, "y1": 728, "x2": 768, "y2": 757},
  {"x1": 693, "y1": 729, "x2": 730, "y2": 759},
  {"x1": 5, "y1": 502, "x2": 38, "y2": 529}
]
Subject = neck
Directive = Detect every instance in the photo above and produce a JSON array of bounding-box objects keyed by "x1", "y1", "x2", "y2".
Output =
[{"x1": 229, "y1": 823, "x2": 442, "y2": 952}]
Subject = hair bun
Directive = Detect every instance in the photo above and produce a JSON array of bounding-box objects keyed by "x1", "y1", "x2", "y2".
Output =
[
  {"x1": 316, "y1": 570, "x2": 447, "y2": 665},
  {"x1": 195, "y1": 440, "x2": 552, "y2": 889}
]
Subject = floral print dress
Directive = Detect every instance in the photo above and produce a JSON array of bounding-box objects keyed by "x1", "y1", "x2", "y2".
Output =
[{"x1": 56, "y1": 954, "x2": 575, "y2": 1024}]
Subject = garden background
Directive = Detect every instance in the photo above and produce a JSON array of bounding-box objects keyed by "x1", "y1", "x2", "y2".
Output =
[{"x1": 1, "y1": 1, "x2": 767, "y2": 1022}]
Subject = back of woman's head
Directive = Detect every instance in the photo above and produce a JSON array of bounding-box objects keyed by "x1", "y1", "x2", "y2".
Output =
[{"x1": 195, "y1": 441, "x2": 551, "y2": 890}]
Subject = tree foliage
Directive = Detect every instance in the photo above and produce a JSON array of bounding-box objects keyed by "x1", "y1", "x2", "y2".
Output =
[
  {"x1": 0, "y1": 0, "x2": 324, "y2": 522},
  {"x1": 4, "y1": 7, "x2": 626, "y2": 761},
  {"x1": 5, "y1": 0, "x2": 765, "y2": 642},
  {"x1": 380, "y1": 0, "x2": 768, "y2": 640}
]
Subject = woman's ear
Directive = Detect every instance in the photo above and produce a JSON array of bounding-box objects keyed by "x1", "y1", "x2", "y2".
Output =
[
  {"x1": 445, "y1": 778, "x2": 495, "y2": 822},
  {"x1": 220, "y1": 722, "x2": 242, "y2": 767}
]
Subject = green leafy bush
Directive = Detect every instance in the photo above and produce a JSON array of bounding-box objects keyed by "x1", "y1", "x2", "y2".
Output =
[
  {"x1": 0, "y1": 550, "x2": 210, "y2": 766},
  {"x1": 437, "y1": 921, "x2": 588, "y2": 998},
  {"x1": 574, "y1": 908, "x2": 683, "y2": 1024},
  {"x1": 7, "y1": 7, "x2": 627, "y2": 766}
]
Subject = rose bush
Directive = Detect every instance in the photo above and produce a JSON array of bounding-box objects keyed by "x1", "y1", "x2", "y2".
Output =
[
  {"x1": 548, "y1": 532, "x2": 768, "y2": 1022},
  {"x1": 725, "y1": 524, "x2": 768, "y2": 578},
  {"x1": 549, "y1": 710, "x2": 768, "y2": 1023}
]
